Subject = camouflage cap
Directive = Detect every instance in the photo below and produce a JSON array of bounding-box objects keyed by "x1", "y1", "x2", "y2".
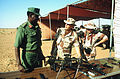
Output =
[
  {"x1": 64, "y1": 18, "x2": 76, "y2": 25},
  {"x1": 28, "y1": 7, "x2": 40, "y2": 16},
  {"x1": 84, "y1": 21, "x2": 96, "y2": 29}
]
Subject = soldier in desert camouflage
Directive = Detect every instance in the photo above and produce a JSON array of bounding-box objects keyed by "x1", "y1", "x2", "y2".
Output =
[
  {"x1": 51, "y1": 18, "x2": 81, "y2": 59},
  {"x1": 83, "y1": 21, "x2": 108, "y2": 61}
]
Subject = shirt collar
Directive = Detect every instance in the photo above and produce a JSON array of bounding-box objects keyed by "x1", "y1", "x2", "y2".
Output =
[
  {"x1": 27, "y1": 21, "x2": 33, "y2": 28},
  {"x1": 27, "y1": 21, "x2": 39, "y2": 29}
]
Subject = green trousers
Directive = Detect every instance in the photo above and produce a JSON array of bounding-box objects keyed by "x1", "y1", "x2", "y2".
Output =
[{"x1": 21, "y1": 49, "x2": 45, "y2": 70}]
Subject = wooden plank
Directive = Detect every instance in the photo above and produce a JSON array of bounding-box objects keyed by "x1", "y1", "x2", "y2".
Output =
[
  {"x1": 0, "y1": 57, "x2": 120, "y2": 79},
  {"x1": 86, "y1": 57, "x2": 120, "y2": 78},
  {"x1": 0, "y1": 67, "x2": 57, "y2": 79}
]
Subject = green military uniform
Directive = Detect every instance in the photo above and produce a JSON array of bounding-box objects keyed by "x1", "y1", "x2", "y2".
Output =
[{"x1": 14, "y1": 21, "x2": 44, "y2": 69}]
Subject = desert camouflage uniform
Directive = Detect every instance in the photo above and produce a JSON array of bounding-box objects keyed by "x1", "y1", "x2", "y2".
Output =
[
  {"x1": 56, "y1": 28, "x2": 79, "y2": 59},
  {"x1": 83, "y1": 32, "x2": 108, "y2": 60}
]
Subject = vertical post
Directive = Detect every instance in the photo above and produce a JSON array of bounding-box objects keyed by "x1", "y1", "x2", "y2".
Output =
[
  {"x1": 82, "y1": 20, "x2": 83, "y2": 25},
  {"x1": 49, "y1": 14, "x2": 52, "y2": 40},
  {"x1": 98, "y1": 18, "x2": 100, "y2": 30},
  {"x1": 67, "y1": 5, "x2": 69, "y2": 19},
  {"x1": 109, "y1": 0, "x2": 114, "y2": 57}
]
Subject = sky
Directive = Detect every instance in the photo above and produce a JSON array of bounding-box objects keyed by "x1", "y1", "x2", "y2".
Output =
[{"x1": 0, "y1": 0, "x2": 110, "y2": 28}]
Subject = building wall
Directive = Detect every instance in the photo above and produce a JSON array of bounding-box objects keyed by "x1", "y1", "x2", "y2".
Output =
[
  {"x1": 40, "y1": 19, "x2": 64, "y2": 40},
  {"x1": 113, "y1": 0, "x2": 120, "y2": 59}
]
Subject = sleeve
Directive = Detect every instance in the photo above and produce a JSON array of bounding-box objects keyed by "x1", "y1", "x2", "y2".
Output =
[
  {"x1": 38, "y1": 27, "x2": 42, "y2": 46},
  {"x1": 73, "y1": 32, "x2": 79, "y2": 47},
  {"x1": 97, "y1": 32, "x2": 108, "y2": 40},
  {"x1": 14, "y1": 26, "x2": 25, "y2": 48},
  {"x1": 97, "y1": 32, "x2": 103, "y2": 37},
  {"x1": 103, "y1": 34, "x2": 108, "y2": 40},
  {"x1": 55, "y1": 28, "x2": 61, "y2": 38}
]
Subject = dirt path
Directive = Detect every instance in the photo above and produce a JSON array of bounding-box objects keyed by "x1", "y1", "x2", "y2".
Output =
[{"x1": 0, "y1": 29, "x2": 114, "y2": 72}]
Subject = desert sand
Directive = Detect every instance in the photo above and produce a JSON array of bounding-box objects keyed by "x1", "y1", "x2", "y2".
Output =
[{"x1": 0, "y1": 28, "x2": 115, "y2": 72}]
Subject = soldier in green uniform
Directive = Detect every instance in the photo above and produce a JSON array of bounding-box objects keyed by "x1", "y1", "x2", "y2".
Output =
[{"x1": 14, "y1": 7, "x2": 45, "y2": 72}]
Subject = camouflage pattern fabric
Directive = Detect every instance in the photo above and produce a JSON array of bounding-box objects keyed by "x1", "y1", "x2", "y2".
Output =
[
  {"x1": 83, "y1": 32, "x2": 103, "y2": 60},
  {"x1": 56, "y1": 28, "x2": 79, "y2": 59}
]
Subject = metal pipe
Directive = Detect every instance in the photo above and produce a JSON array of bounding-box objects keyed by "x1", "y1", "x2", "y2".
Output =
[
  {"x1": 82, "y1": 20, "x2": 83, "y2": 25},
  {"x1": 109, "y1": 0, "x2": 114, "y2": 57},
  {"x1": 71, "y1": 0, "x2": 84, "y2": 5},
  {"x1": 49, "y1": 14, "x2": 52, "y2": 40},
  {"x1": 98, "y1": 18, "x2": 100, "y2": 29},
  {"x1": 67, "y1": 5, "x2": 69, "y2": 19}
]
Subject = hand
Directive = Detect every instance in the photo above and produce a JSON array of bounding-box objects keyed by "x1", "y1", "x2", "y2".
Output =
[{"x1": 18, "y1": 64, "x2": 25, "y2": 72}]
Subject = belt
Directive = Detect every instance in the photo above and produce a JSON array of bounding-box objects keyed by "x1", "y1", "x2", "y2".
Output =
[
  {"x1": 63, "y1": 49, "x2": 70, "y2": 53},
  {"x1": 24, "y1": 50, "x2": 39, "y2": 53}
]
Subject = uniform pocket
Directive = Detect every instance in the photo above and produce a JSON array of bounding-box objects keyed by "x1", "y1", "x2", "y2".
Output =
[{"x1": 27, "y1": 32, "x2": 37, "y2": 43}]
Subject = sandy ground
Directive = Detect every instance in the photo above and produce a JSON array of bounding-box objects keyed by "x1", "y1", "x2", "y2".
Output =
[{"x1": 0, "y1": 28, "x2": 115, "y2": 72}]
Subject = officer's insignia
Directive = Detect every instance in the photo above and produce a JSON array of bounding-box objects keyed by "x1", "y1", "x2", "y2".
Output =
[{"x1": 29, "y1": 25, "x2": 32, "y2": 28}]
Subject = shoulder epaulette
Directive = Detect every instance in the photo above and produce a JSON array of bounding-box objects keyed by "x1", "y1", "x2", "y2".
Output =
[
  {"x1": 17, "y1": 22, "x2": 27, "y2": 30},
  {"x1": 21, "y1": 22, "x2": 27, "y2": 28}
]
